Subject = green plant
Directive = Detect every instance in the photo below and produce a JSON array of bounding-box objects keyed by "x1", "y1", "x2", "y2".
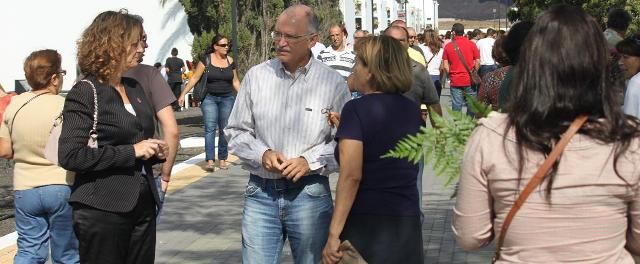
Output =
[{"x1": 382, "y1": 95, "x2": 492, "y2": 186}]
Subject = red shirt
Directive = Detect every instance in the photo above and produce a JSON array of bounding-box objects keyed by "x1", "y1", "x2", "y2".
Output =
[
  {"x1": 0, "y1": 93, "x2": 16, "y2": 121},
  {"x1": 443, "y1": 36, "x2": 480, "y2": 87}
]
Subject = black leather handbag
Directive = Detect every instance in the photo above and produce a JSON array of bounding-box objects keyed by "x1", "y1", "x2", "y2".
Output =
[{"x1": 193, "y1": 55, "x2": 210, "y2": 102}]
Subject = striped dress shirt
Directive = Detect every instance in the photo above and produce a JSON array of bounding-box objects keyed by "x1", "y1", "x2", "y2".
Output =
[{"x1": 225, "y1": 57, "x2": 351, "y2": 179}]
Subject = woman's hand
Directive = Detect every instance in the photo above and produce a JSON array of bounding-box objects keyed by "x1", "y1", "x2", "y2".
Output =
[
  {"x1": 155, "y1": 140, "x2": 169, "y2": 160},
  {"x1": 133, "y1": 139, "x2": 166, "y2": 160},
  {"x1": 327, "y1": 112, "x2": 341, "y2": 128},
  {"x1": 322, "y1": 236, "x2": 343, "y2": 264},
  {"x1": 177, "y1": 94, "x2": 186, "y2": 108}
]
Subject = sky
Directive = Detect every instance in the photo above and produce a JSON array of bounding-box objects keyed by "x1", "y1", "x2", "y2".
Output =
[{"x1": 0, "y1": 0, "x2": 193, "y2": 91}]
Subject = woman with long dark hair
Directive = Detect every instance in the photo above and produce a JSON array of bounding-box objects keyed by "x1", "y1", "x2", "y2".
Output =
[
  {"x1": 454, "y1": 5, "x2": 640, "y2": 263},
  {"x1": 476, "y1": 37, "x2": 509, "y2": 110},
  {"x1": 179, "y1": 34, "x2": 240, "y2": 171}
]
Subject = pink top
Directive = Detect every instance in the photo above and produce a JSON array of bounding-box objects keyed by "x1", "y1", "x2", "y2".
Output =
[{"x1": 453, "y1": 113, "x2": 640, "y2": 263}]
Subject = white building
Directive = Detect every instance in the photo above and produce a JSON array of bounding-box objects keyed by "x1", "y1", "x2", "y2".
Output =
[
  {"x1": 0, "y1": 0, "x2": 193, "y2": 92},
  {"x1": 340, "y1": 0, "x2": 439, "y2": 38}
]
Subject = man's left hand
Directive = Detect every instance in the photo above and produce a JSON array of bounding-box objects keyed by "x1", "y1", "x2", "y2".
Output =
[{"x1": 280, "y1": 157, "x2": 310, "y2": 182}]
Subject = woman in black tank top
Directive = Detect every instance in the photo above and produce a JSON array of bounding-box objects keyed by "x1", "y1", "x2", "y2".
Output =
[{"x1": 179, "y1": 34, "x2": 240, "y2": 171}]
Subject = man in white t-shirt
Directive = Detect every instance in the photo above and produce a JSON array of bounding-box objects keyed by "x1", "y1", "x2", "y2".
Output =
[
  {"x1": 476, "y1": 28, "x2": 497, "y2": 78},
  {"x1": 317, "y1": 24, "x2": 357, "y2": 97},
  {"x1": 311, "y1": 42, "x2": 326, "y2": 60}
]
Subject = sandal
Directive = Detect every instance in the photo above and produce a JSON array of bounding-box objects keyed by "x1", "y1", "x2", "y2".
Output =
[
  {"x1": 219, "y1": 160, "x2": 229, "y2": 170},
  {"x1": 205, "y1": 163, "x2": 215, "y2": 172}
]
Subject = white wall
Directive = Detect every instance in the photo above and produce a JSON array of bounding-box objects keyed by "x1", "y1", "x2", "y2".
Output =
[{"x1": 0, "y1": 0, "x2": 193, "y2": 92}]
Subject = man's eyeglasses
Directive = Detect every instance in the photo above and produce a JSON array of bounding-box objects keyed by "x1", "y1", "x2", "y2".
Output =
[
  {"x1": 409, "y1": 35, "x2": 417, "y2": 39},
  {"x1": 271, "y1": 31, "x2": 314, "y2": 42}
]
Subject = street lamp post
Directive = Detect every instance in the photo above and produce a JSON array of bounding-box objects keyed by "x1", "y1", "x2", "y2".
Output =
[
  {"x1": 371, "y1": 0, "x2": 374, "y2": 33},
  {"x1": 231, "y1": 0, "x2": 238, "y2": 57},
  {"x1": 422, "y1": 0, "x2": 425, "y2": 30},
  {"x1": 433, "y1": 1, "x2": 438, "y2": 30}
]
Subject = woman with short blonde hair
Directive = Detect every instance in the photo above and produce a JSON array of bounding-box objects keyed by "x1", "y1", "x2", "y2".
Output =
[
  {"x1": 352, "y1": 36, "x2": 412, "y2": 94},
  {"x1": 323, "y1": 36, "x2": 423, "y2": 264}
]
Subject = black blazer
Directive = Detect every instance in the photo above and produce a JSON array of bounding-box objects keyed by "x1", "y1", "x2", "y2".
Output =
[{"x1": 59, "y1": 76, "x2": 161, "y2": 213}]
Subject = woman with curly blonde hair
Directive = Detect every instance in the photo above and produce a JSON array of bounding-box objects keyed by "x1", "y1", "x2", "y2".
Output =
[{"x1": 58, "y1": 10, "x2": 168, "y2": 264}]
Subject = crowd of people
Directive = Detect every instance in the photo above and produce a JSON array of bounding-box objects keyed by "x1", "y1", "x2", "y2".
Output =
[{"x1": 1, "y1": 3, "x2": 640, "y2": 264}]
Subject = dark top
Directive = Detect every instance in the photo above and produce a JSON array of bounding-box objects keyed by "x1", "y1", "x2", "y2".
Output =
[
  {"x1": 165, "y1": 56, "x2": 185, "y2": 83},
  {"x1": 497, "y1": 66, "x2": 515, "y2": 110},
  {"x1": 124, "y1": 64, "x2": 176, "y2": 112},
  {"x1": 335, "y1": 93, "x2": 422, "y2": 216},
  {"x1": 59, "y1": 76, "x2": 162, "y2": 213},
  {"x1": 201, "y1": 54, "x2": 236, "y2": 96},
  {"x1": 403, "y1": 60, "x2": 440, "y2": 106}
]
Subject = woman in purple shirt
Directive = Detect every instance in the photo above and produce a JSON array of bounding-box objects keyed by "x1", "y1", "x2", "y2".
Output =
[{"x1": 322, "y1": 36, "x2": 424, "y2": 264}]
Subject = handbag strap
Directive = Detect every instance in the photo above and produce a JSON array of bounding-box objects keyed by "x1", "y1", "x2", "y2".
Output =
[
  {"x1": 78, "y1": 80, "x2": 98, "y2": 135},
  {"x1": 204, "y1": 54, "x2": 211, "y2": 72},
  {"x1": 9, "y1": 92, "x2": 50, "y2": 136},
  {"x1": 451, "y1": 39, "x2": 474, "y2": 74},
  {"x1": 426, "y1": 51, "x2": 436, "y2": 66},
  {"x1": 493, "y1": 115, "x2": 588, "y2": 262}
]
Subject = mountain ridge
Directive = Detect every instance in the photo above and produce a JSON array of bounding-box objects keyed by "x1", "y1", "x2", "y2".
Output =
[{"x1": 439, "y1": 0, "x2": 513, "y2": 20}]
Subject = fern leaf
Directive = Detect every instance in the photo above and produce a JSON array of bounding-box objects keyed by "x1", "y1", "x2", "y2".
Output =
[{"x1": 383, "y1": 97, "x2": 492, "y2": 187}]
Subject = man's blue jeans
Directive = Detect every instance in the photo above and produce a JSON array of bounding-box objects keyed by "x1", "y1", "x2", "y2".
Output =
[
  {"x1": 242, "y1": 174, "x2": 333, "y2": 264},
  {"x1": 479, "y1": 64, "x2": 498, "y2": 78},
  {"x1": 14, "y1": 185, "x2": 79, "y2": 264},
  {"x1": 450, "y1": 86, "x2": 477, "y2": 117},
  {"x1": 154, "y1": 176, "x2": 166, "y2": 224},
  {"x1": 201, "y1": 94, "x2": 235, "y2": 162}
]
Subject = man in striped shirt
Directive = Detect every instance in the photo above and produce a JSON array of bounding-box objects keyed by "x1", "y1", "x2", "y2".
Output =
[
  {"x1": 225, "y1": 4, "x2": 351, "y2": 264},
  {"x1": 317, "y1": 24, "x2": 359, "y2": 98}
]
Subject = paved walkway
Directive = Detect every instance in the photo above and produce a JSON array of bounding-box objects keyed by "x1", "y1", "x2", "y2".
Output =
[{"x1": 155, "y1": 160, "x2": 495, "y2": 263}]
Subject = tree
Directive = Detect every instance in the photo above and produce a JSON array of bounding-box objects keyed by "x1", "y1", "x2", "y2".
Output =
[
  {"x1": 510, "y1": 0, "x2": 640, "y2": 32},
  {"x1": 175, "y1": 0, "x2": 343, "y2": 76}
]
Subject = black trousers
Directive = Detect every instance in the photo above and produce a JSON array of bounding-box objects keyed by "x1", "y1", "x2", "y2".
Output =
[
  {"x1": 341, "y1": 213, "x2": 424, "y2": 264},
  {"x1": 169, "y1": 82, "x2": 182, "y2": 109},
  {"x1": 72, "y1": 181, "x2": 156, "y2": 264}
]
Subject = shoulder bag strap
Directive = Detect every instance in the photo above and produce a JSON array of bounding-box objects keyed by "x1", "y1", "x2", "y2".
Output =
[
  {"x1": 451, "y1": 39, "x2": 473, "y2": 74},
  {"x1": 78, "y1": 80, "x2": 98, "y2": 137},
  {"x1": 492, "y1": 115, "x2": 588, "y2": 262},
  {"x1": 9, "y1": 92, "x2": 49, "y2": 136},
  {"x1": 426, "y1": 52, "x2": 436, "y2": 66},
  {"x1": 204, "y1": 54, "x2": 211, "y2": 74}
]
